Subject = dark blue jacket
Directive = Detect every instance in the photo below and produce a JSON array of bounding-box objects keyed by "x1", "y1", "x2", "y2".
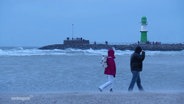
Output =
[{"x1": 130, "y1": 46, "x2": 145, "y2": 71}]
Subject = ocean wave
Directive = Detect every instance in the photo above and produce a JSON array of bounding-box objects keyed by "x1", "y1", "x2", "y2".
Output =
[{"x1": 0, "y1": 48, "x2": 184, "y2": 56}]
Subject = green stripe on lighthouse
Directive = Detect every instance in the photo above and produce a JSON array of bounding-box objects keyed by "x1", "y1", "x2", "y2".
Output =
[{"x1": 141, "y1": 31, "x2": 147, "y2": 43}]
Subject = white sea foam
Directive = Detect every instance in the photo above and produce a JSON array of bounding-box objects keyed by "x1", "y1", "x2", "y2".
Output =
[{"x1": 0, "y1": 47, "x2": 184, "y2": 56}]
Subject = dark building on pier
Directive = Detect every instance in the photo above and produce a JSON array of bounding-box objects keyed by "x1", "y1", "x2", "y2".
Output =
[{"x1": 63, "y1": 37, "x2": 90, "y2": 45}]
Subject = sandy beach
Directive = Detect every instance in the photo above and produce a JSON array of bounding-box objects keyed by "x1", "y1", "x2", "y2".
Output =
[{"x1": 0, "y1": 92, "x2": 183, "y2": 104}]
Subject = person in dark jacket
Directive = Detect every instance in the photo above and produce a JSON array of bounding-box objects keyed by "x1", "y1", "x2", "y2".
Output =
[
  {"x1": 128, "y1": 46, "x2": 145, "y2": 91},
  {"x1": 99, "y1": 49, "x2": 116, "y2": 92}
]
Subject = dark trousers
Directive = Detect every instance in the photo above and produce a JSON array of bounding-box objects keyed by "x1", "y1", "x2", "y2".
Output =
[{"x1": 128, "y1": 71, "x2": 144, "y2": 91}]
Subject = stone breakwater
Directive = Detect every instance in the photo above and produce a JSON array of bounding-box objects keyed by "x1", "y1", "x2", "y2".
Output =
[{"x1": 39, "y1": 43, "x2": 184, "y2": 51}]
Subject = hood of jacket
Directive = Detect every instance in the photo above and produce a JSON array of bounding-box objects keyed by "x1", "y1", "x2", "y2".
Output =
[
  {"x1": 134, "y1": 46, "x2": 142, "y2": 54},
  {"x1": 108, "y1": 49, "x2": 115, "y2": 58}
]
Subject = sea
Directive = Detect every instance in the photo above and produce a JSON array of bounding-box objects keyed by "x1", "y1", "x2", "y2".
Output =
[{"x1": 0, "y1": 47, "x2": 184, "y2": 93}]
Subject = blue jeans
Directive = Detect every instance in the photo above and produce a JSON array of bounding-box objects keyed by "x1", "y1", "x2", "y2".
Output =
[{"x1": 128, "y1": 71, "x2": 144, "y2": 91}]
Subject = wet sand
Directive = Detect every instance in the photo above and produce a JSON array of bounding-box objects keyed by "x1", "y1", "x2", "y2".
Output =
[{"x1": 0, "y1": 92, "x2": 183, "y2": 104}]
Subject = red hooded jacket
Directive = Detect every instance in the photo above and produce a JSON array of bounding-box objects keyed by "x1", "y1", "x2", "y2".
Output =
[{"x1": 104, "y1": 49, "x2": 116, "y2": 77}]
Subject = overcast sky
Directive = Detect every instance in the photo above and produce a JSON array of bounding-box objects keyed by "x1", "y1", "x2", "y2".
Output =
[{"x1": 0, "y1": 0, "x2": 183, "y2": 47}]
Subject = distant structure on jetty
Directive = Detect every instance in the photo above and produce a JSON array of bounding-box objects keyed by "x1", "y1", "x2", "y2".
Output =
[
  {"x1": 39, "y1": 17, "x2": 184, "y2": 51},
  {"x1": 140, "y1": 16, "x2": 148, "y2": 43},
  {"x1": 64, "y1": 37, "x2": 89, "y2": 45}
]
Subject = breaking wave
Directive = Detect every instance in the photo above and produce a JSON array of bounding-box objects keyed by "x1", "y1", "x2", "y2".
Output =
[{"x1": 0, "y1": 47, "x2": 184, "y2": 56}]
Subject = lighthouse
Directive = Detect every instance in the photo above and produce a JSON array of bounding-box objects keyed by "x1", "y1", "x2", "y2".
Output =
[{"x1": 140, "y1": 16, "x2": 148, "y2": 43}]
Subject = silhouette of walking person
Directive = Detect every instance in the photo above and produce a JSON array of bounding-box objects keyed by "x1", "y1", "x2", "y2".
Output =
[
  {"x1": 99, "y1": 49, "x2": 116, "y2": 92},
  {"x1": 128, "y1": 46, "x2": 145, "y2": 91}
]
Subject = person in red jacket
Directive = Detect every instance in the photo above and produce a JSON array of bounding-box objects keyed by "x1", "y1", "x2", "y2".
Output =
[{"x1": 99, "y1": 49, "x2": 116, "y2": 92}]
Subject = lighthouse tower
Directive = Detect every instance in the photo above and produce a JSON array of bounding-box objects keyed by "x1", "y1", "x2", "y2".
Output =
[{"x1": 140, "y1": 16, "x2": 148, "y2": 43}]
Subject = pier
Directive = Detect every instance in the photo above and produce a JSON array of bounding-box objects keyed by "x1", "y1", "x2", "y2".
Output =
[{"x1": 39, "y1": 37, "x2": 184, "y2": 51}]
